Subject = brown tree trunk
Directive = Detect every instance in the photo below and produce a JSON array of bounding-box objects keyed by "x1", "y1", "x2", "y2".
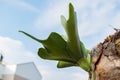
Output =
[{"x1": 90, "y1": 31, "x2": 120, "y2": 80}]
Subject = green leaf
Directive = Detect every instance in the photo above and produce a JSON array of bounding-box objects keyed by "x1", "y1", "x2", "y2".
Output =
[
  {"x1": 61, "y1": 15, "x2": 67, "y2": 29},
  {"x1": 80, "y1": 41, "x2": 88, "y2": 58},
  {"x1": 77, "y1": 58, "x2": 90, "y2": 72},
  {"x1": 19, "y1": 31, "x2": 75, "y2": 62},
  {"x1": 57, "y1": 61, "x2": 77, "y2": 68},
  {"x1": 62, "y1": 3, "x2": 82, "y2": 60},
  {"x1": 19, "y1": 30, "x2": 41, "y2": 43}
]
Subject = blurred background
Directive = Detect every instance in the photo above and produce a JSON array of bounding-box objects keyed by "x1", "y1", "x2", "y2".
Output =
[{"x1": 0, "y1": 0, "x2": 120, "y2": 80}]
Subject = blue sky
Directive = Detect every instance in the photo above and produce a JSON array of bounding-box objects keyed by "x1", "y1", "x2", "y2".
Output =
[{"x1": 0, "y1": 0, "x2": 120, "y2": 80}]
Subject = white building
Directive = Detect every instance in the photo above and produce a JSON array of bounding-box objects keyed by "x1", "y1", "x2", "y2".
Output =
[{"x1": 0, "y1": 62, "x2": 42, "y2": 80}]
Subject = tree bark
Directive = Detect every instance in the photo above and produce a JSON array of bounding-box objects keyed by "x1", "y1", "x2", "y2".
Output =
[{"x1": 90, "y1": 31, "x2": 120, "y2": 80}]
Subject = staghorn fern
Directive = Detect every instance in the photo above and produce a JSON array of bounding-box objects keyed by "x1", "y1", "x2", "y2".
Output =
[{"x1": 19, "y1": 3, "x2": 92, "y2": 79}]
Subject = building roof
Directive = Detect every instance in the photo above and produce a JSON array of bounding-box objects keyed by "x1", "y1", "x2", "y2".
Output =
[
  {"x1": 0, "y1": 62, "x2": 42, "y2": 80},
  {"x1": 15, "y1": 62, "x2": 42, "y2": 80}
]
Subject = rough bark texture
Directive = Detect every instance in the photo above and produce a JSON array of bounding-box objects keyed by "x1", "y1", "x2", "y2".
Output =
[{"x1": 91, "y1": 31, "x2": 120, "y2": 80}]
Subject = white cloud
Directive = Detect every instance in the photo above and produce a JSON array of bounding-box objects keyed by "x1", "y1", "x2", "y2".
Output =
[
  {"x1": 34, "y1": 0, "x2": 90, "y2": 30},
  {"x1": 38, "y1": 64, "x2": 88, "y2": 80},
  {"x1": 0, "y1": 36, "x2": 88, "y2": 80},
  {"x1": 34, "y1": 0, "x2": 120, "y2": 39},
  {"x1": 0, "y1": 0, "x2": 40, "y2": 13},
  {"x1": 77, "y1": 0, "x2": 116, "y2": 37},
  {"x1": 111, "y1": 13, "x2": 120, "y2": 28},
  {"x1": 34, "y1": 1, "x2": 67, "y2": 30},
  {"x1": 0, "y1": 36, "x2": 38, "y2": 64},
  {"x1": 72, "y1": 72, "x2": 88, "y2": 80}
]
